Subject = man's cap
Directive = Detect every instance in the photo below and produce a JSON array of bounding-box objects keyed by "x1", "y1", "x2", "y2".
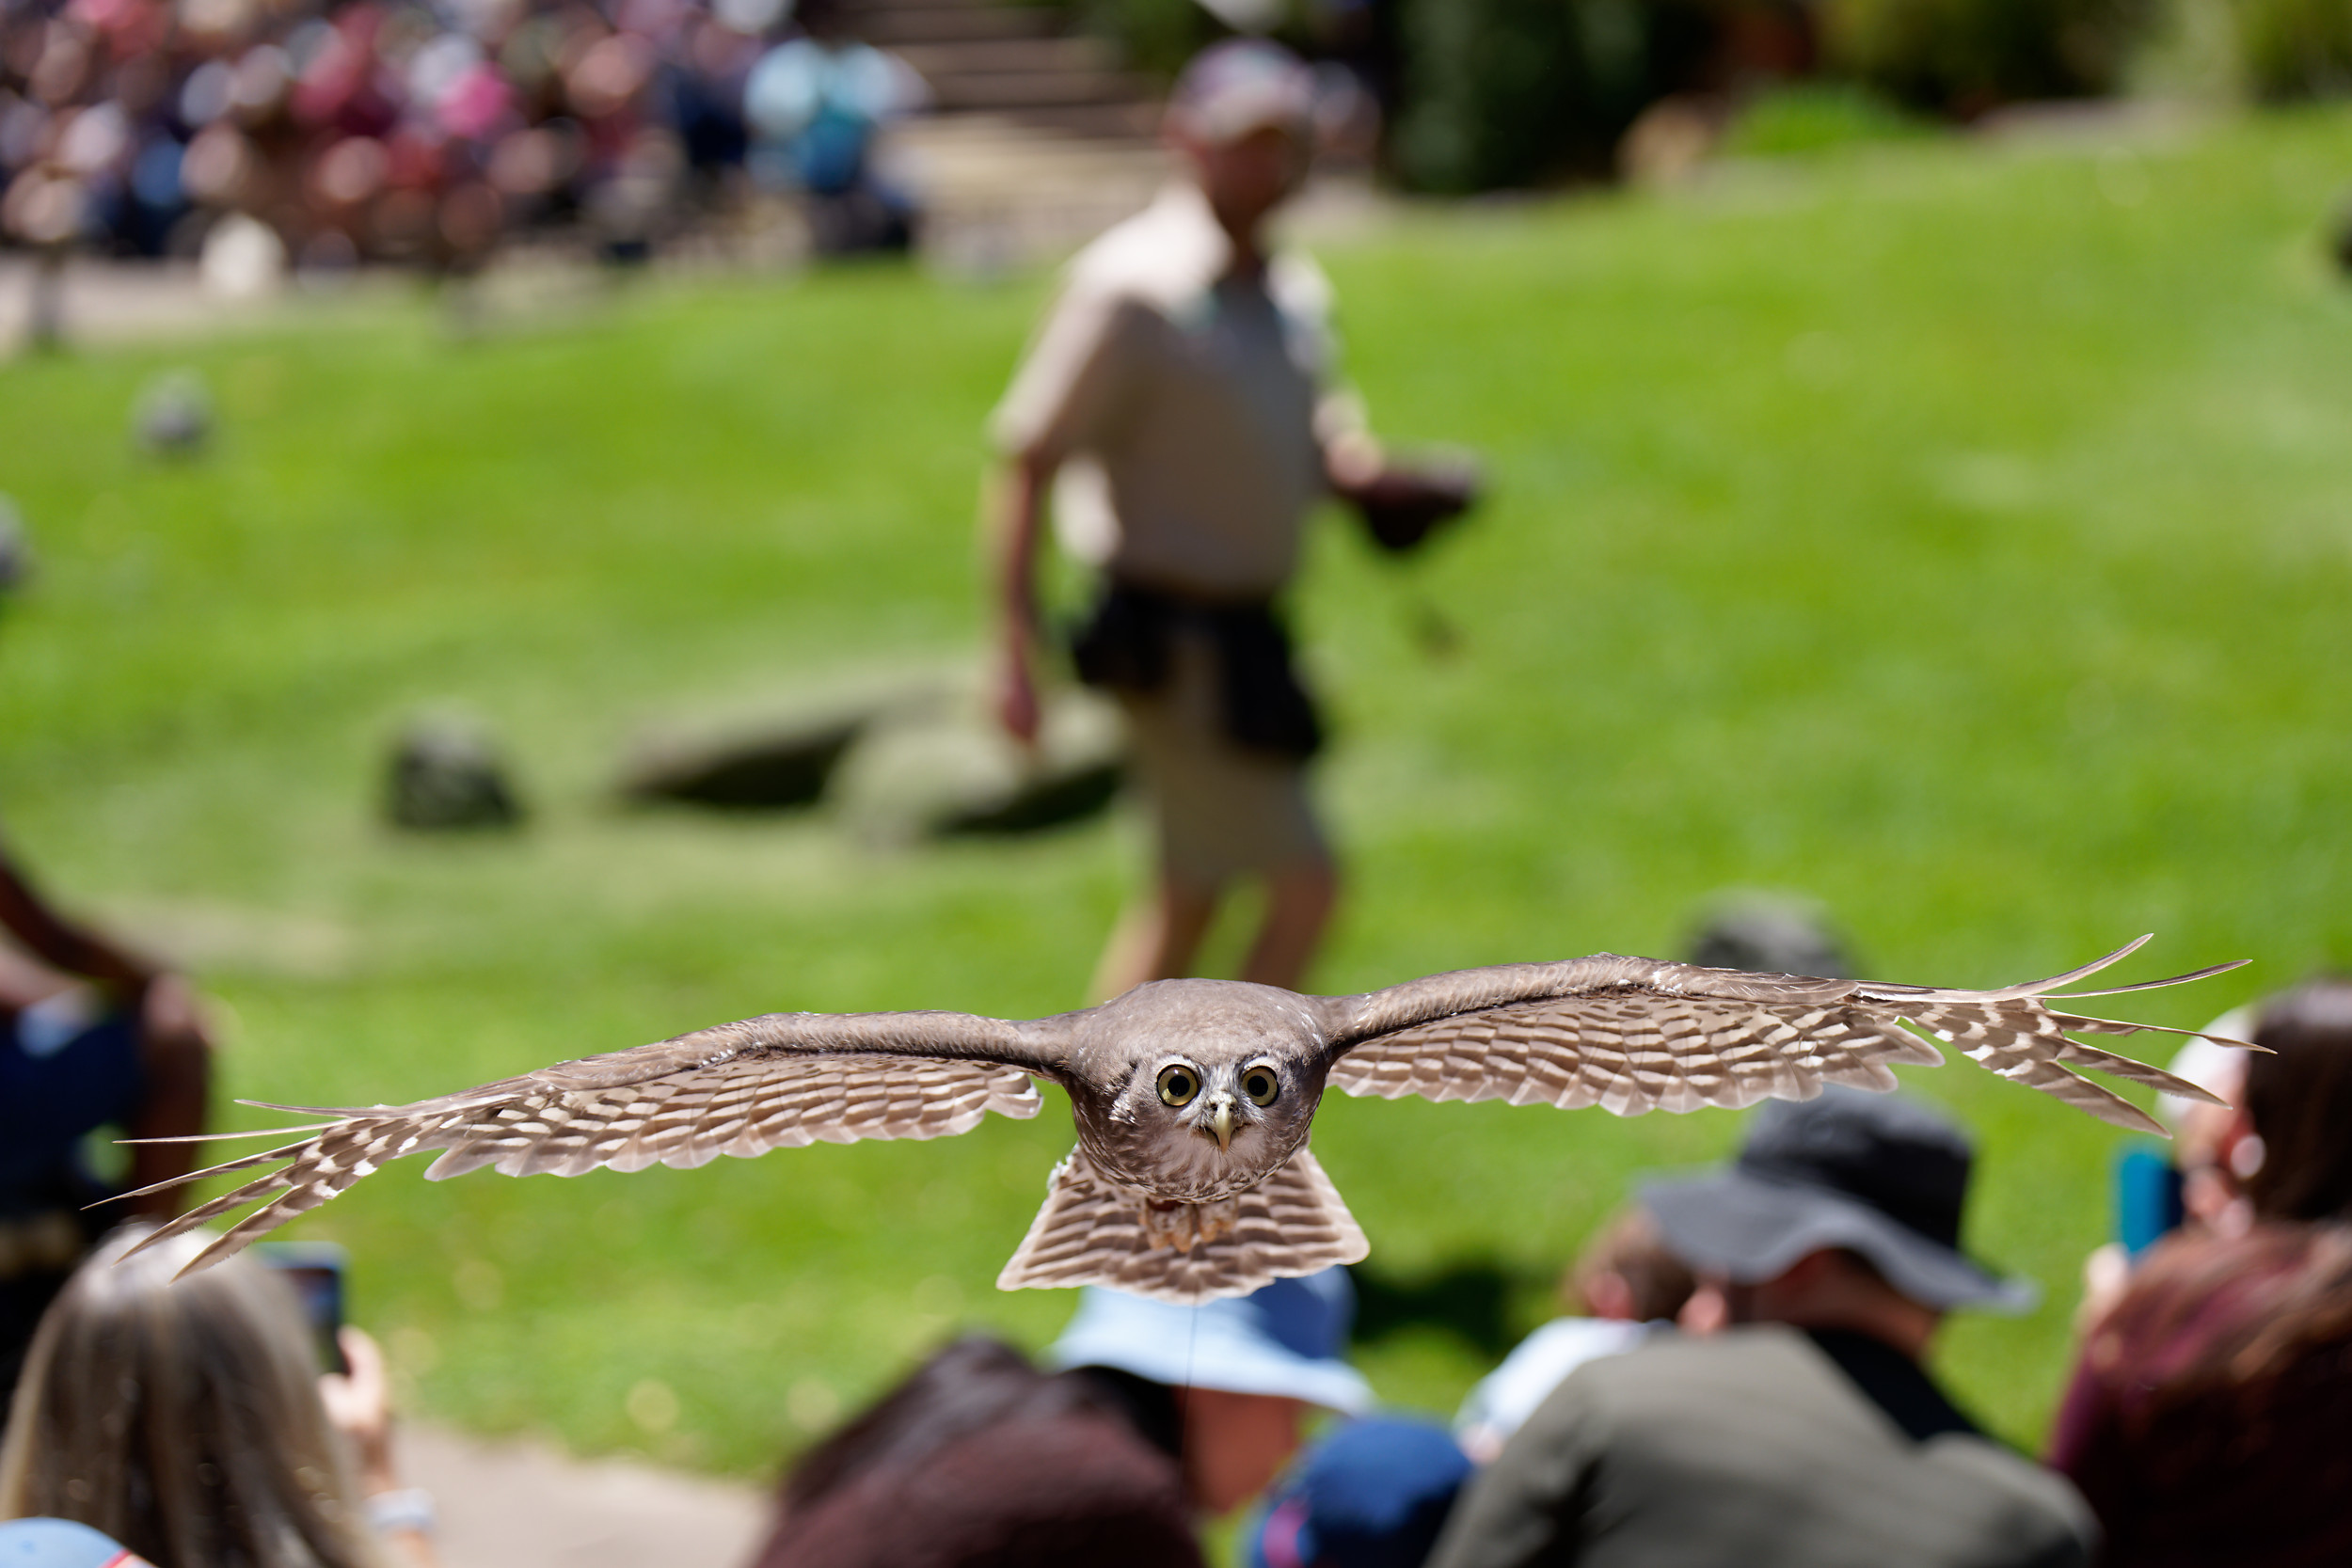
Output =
[
  {"x1": 1167, "y1": 40, "x2": 1315, "y2": 146},
  {"x1": 1243, "y1": 1417, "x2": 1473, "y2": 1568},
  {"x1": 1044, "y1": 1267, "x2": 1373, "y2": 1414},
  {"x1": 1642, "y1": 1086, "x2": 2036, "y2": 1313}
]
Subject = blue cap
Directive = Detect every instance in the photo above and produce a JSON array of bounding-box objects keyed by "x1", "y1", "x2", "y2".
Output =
[
  {"x1": 0, "y1": 1518, "x2": 152, "y2": 1567},
  {"x1": 1045, "y1": 1267, "x2": 1372, "y2": 1414},
  {"x1": 1243, "y1": 1417, "x2": 1474, "y2": 1568}
]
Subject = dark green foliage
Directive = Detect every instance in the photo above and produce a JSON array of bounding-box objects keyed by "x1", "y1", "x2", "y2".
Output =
[
  {"x1": 1393, "y1": 0, "x2": 1591, "y2": 192},
  {"x1": 1391, "y1": 0, "x2": 1715, "y2": 192},
  {"x1": 1072, "y1": 0, "x2": 1225, "y2": 80},
  {"x1": 1821, "y1": 0, "x2": 2162, "y2": 112},
  {"x1": 2234, "y1": 0, "x2": 2352, "y2": 101}
]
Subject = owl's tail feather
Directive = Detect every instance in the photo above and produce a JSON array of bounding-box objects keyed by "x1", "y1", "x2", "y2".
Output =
[{"x1": 997, "y1": 1147, "x2": 1368, "y2": 1306}]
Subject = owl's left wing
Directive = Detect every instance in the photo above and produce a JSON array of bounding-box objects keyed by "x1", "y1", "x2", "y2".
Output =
[
  {"x1": 1316, "y1": 937, "x2": 2245, "y2": 1136},
  {"x1": 122, "y1": 1009, "x2": 1070, "y2": 1275}
]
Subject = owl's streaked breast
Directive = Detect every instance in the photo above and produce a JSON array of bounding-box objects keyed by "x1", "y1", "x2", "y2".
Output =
[{"x1": 1077, "y1": 1110, "x2": 1304, "y2": 1204}]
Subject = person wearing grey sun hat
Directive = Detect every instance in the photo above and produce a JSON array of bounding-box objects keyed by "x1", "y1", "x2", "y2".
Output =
[
  {"x1": 1430, "y1": 1089, "x2": 2095, "y2": 1568},
  {"x1": 1642, "y1": 1086, "x2": 2038, "y2": 1313}
]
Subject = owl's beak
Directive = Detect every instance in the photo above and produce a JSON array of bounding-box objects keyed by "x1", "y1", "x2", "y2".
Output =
[{"x1": 1201, "y1": 1096, "x2": 1236, "y2": 1152}]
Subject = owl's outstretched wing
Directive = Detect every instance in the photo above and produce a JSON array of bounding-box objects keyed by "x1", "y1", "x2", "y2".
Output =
[
  {"x1": 997, "y1": 1147, "x2": 1367, "y2": 1305},
  {"x1": 123, "y1": 1010, "x2": 1068, "y2": 1275},
  {"x1": 1317, "y1": 936, "x2": 2246, "y2": 1136}
]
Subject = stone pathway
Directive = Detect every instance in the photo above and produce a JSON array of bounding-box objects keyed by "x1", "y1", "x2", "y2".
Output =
[
  {"x1": 0, "y1": 256, "x2": 264, "y2": 356},
  {"x1": 403, "y1": 1423, "x2": 770, "y2": 1568}
]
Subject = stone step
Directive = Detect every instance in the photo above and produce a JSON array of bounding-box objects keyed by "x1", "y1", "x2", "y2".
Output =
[
  {"x1": 848, "y1": 0, "x2": 1157, "y2": 140},
  {"x1": 973, "y1": 101, "x2": 1160, "y2": 137},
  {"x1": 927, "y1": 68, "x2": 1145, "y2": 112},
  {"x1": 894, "y1": 36, "x2": 1118, "y2": 78},
  {"x1": 852, "y1": 3, "x2": 1062, "y2": 46}
]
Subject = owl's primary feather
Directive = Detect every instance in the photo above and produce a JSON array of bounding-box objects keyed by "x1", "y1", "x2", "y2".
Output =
[
  {"x1": 123, "y1": 936, "x2": 2243, "y2": 1302},
  {"x1": 1318, "y1": 941, "x2": 2241, "y2": 1136}
]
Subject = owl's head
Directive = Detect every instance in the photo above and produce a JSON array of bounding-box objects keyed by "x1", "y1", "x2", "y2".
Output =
[{"x1": 1080, "y1": 979, "x2": 1328, "y2": 1187}]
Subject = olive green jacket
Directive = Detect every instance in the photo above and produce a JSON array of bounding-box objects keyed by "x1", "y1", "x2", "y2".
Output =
[{"x1": 1429, "y1": 1325, "x2": 2094, "y2": 1568}]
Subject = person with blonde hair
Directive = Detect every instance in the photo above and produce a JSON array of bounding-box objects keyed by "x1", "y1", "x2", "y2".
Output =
[{"x1": 0, "y1": 1225, "x2": 436, "y2": 1568}]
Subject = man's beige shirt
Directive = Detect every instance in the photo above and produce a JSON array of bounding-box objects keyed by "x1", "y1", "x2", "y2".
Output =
[{"x1": 992, "y1": 182, "x2": 1346, "y2": 600}]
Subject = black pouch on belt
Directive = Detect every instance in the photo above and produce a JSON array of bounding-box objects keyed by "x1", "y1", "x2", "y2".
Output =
[
  {"x1": 1069, "y1": 582, "x2": 1321, "y2": 761},
  {"x1": 1208, "y1": 602, "x2": 1322, "y2": 761},
  {"x1": 1069, "y1": 581, "x2": 1174, "y2": 693}
]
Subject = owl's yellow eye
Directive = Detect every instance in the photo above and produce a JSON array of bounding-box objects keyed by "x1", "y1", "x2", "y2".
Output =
[
  {"x1": 1242, "y1": 1068, "x2": 1279, "y2": 1106},
  {"x1": 1156, "y1": 1066, "x2": 1200, "y2": 1107}
]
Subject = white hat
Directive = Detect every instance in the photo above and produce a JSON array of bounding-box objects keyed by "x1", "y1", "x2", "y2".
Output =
[
  {"x1": 1166, "y1": 40, "x2": 1315, "y2": 146},
  {"x1": 1045, "y1": 1267, "x2": 1372, "y2": 1414}
]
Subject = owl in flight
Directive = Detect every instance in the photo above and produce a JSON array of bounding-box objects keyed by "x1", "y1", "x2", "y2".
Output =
[{"x1": 132, "y1": 935, "x2": 2240, "y2": 1303}]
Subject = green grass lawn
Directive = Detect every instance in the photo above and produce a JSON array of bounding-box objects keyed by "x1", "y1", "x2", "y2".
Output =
[{"x1": 5, "y1": 106, "x2": 2350, "y2": 1488}]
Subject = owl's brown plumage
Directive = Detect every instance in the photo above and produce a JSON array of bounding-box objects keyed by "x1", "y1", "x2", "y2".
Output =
[{"x1": 126, "y1": 936, "x2": 2243, "y2": 1303}]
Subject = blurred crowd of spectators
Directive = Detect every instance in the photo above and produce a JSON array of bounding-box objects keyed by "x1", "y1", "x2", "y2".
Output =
[{"x1": 0, "y1": 0, "x2": 922, "y2": 272}]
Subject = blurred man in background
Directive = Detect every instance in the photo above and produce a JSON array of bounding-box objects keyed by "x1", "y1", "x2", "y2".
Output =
[
  {"x1": 988, "y1": 39, "x2": 1468, "y2": 1001},
  {"x1": 1431, "y1": 1089, "x2": 2094, "y2": 1568},
  {"x1": 0, "y1": 832, "x2": 212, "y2": 1409}
]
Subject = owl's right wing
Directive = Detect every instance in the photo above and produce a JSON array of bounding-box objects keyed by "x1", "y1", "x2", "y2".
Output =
[
  {"x1": 122, "y1": 1009, "x2": 1069, "y2": 1275},
  {"x1": 1316, "y1": 938, "x2": 2245, "y2": 1136}
]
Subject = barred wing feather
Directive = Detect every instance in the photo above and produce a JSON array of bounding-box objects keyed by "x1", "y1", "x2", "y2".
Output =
[
  {"x1": 125, "y1": 1011, "x2": 1049, "y2": 1276},
  {"x1": 1328, "y1": 991, "x2": 1939, "y2": 1116},
  {"x1": 1329, "y1": 939, "x2": 2243, "y2": 1137}
]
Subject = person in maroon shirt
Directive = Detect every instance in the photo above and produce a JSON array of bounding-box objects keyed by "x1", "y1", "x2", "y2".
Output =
[
  {"x1": 747, "y1": 1270, "x2": 1370, "y2": 1568},
  {"x1": 2048, "y1": 977, "x2": 2352, "y2": 1568}
]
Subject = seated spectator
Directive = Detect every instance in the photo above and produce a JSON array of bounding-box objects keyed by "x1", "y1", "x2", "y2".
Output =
[
  {"x1": 741, "y1": 0, "x2": 923, "y2": 254},
  {"x1": 1243, "y1": 1415, "x2": 1472, "y2": 1568},
  {"x1": 2076, "y1": 1015, "x2": 2255, "y2": 1323},
  {"x1": 0, "y1": 1224, "x2": 437, "y2": 1568},
  {"x1": 1454, "y1": 1206, "x2": 1693, "y2": 1462},
  {"x1": 2153, "y1": 1019, "x2": 2255, "y2": 1236},
  {"x1": 2048, "y1": 978, "x2": 2352, "y2": 1568},
  {"x1": 1430, "y1": 1089, "x2": 2094, "y2": 1568},
  {"x1": 1, "y1": 832, "x2": 212, "y2": 1407},
  {"x1": 748, "y1": 1268, "x2": 1370, "y2": 1568}
]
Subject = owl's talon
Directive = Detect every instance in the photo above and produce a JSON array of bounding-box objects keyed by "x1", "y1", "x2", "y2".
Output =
[{"x1": 1141, "y1": 1195, "x2": 1239, "y2": 1252}]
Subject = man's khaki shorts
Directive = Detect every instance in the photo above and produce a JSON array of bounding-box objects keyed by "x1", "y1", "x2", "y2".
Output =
[{"x1": 1117, "y1": 625, "x2": 1329, "y2": 890}]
